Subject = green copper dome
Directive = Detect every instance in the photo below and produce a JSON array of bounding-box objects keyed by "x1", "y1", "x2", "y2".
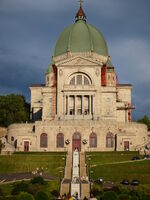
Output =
[{"x1": 53, "y1": 7, "x2": 108, "y2": 57}]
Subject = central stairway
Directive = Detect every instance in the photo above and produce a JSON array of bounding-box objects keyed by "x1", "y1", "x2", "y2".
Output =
[{"x1": 60, "y1": 151, "x2": 90, "y2": 199}]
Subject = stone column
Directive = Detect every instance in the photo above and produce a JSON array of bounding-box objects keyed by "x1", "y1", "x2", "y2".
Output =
[
  {"x1": 66, "y1": 96, "x2": 68, "y2": 115},
  {"x1": 74, "y1": 95, "x2": 76, "y2": 115},
  {"x1": 82, "y1": 95, "x2": 84, "y2": 114},
  {"x1": 63, "y1": 94, "x2": 65, "y2": 115},
  {"x1": 89, "y1": 95, "x2": 91, "y2": 115},
  {"x1": 91, "y1": 96, "x2": 93, "y2": 114}
]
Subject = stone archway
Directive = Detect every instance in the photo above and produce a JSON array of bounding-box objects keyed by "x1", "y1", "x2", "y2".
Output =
[{"x1": 72, "y1": 132, "x2": 81, "y2": 151}]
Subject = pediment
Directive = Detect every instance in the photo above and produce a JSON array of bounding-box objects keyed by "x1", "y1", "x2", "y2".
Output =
[{"x1": 56, "y1": 56, "x2": 100, "y2": 66}]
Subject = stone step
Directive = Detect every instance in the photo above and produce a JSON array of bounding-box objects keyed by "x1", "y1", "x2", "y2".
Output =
[
  {"x1": 80, "y1": 152, "x2": 90, "y2": 199},
  {"x1": 60, "y1": 152, "x2": 72, "y2": 196},
  {"x1": 60, "y1": 182, "x2": 70, "y2": 196},
  {"x1": 81, "y1": 182, "x2": 90, "y2": 200}
]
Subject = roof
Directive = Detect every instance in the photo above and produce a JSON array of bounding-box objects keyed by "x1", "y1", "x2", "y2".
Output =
[
  {"x1": 53, "y1": 6, "x2": 108, "y2": 57},
  {"x1": 30, "y1": 84, "x2": 45, "y2": 87},
  {"x1": 46, "y1": 59, "x2": 55, "y2": 74},
  {"x1": 117, "y1": 84, "x2": 132, "y2": 87}
]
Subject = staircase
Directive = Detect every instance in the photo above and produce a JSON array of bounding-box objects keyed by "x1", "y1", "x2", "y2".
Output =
[
  {"x1": 60, "y1": 152, "x2": 72, "y2": 196},
  {"x1": 60, "y1": 151, "x2": 90, "y2": 199},
  {"x1": 80, "y1": 152, "x2": 90, "y2": 199}
]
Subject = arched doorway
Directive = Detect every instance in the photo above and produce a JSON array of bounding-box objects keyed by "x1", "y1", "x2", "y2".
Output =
[{"x1": 72, "y1": 132, "x2": 81, "y2": 151}]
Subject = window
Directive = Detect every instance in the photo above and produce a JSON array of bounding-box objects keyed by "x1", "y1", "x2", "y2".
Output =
[
  {"x1": 40, "y1": 133, "x2": 48, "y2": 148},
  {"x1": 11, "y1": 136, "x2": 14, "y2": 141},
  {"x1": 69, "y1": 73, "x2": 92, "y2": 85},
  {"x1": 90, "y1": 132, "x2": 97, "y2": 148},
  {"x1": 70, "y1": 76, "x2": 75, "y2": 85},
  {"x1": 57, "y1": 133, "x2": 64, "y2": 148},
  {"x1": 106, "y1": 132, "x2": 113, "y2": 148},
  {"x1": 77, "y1": 108, "x2": 82, "y2": 115},
  {"x1": 73, "y1": 132, "x2": 81, "y2": 140},
  {"x1": 77, "y1": 75, "x2": 82, "y2": 85},
  {"x1": 84, "y1": 76, "x2": 90, "y2": 85}
]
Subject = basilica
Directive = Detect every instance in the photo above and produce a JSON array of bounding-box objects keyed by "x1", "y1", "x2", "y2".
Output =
[{"x1": 6, "y1": 5, "x2": 149, "y2": 153}]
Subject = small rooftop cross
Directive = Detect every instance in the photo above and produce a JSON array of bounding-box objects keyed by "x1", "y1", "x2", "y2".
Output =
[{"x1": 78, "y1": 0, "x2": 84, "y2": 7}]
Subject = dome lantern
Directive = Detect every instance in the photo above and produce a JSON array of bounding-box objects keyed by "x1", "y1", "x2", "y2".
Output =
[{"x1": 75, "y1": 3, "x2": 86, "y2": 22}]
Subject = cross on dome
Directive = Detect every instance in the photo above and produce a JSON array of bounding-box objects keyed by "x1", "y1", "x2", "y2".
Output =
[
  {"x1": 76, "y1": 0, "x2": 86, "y2": 22},
  {"x1": 78, "y1": 0, "x2": 84, "y2": 7}
]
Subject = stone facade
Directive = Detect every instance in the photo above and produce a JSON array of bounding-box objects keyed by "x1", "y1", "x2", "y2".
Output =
[{"x1": 5, "y1": 6, "x2": 149, "y2": 153}]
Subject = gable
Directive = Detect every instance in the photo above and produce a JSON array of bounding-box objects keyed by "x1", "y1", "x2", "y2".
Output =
[{"x1": 56, "y1": 56, "x2": 100, "y2": 66}]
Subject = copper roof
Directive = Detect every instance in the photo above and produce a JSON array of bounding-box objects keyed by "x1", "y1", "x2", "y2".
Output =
[{"x1": 76, "y1": 6, "x2": 86, "y2": 18}]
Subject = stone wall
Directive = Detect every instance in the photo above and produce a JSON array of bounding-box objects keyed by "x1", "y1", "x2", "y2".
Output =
[{"x1": 7, "y1": 120, "x2": 148, "y2": 152}]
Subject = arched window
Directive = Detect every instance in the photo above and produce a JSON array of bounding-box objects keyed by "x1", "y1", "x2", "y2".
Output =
[
  {"x1": 40, "y1": 133, "x2": 48, "y2": 148},
  {"x1": 73, "y1": 132, "x2": 81, "y2": 140},
  {"x1": 90, "y1": 132, "x2": 97, "y2": 148},
  {"x1": 11, "y1": 136, "x2": 14, "y2": 141},
  {"x1": 106, "y1": 132, "x2": 114, "y2": 148},
  {"x1": 69, "y1": 73, "x2": 92, "y2": 85},
  {"x1": 57, "y1": 133, "x2": 64, "y2": 148}
]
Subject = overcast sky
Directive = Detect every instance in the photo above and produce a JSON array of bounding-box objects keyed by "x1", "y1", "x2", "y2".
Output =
[{"x1": 0, "y1": 0, "x2": 150, "y2": 120}]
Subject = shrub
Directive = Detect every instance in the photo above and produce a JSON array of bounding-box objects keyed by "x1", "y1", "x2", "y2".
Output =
[
  {"x1": 35, "y1": 191, "x2": 49, "y2": 200},
  {"x1": 130, "y1": 196, "x2": 139, "y2": 200},
  {"x1": 51, "y1": 190, "x2": 59, "y2": 198},
  {"x1": 0, "y1": 188, "x2": 3, "y2": 196},
  {"x1": 0, "y1": 197, "x2": 18, "y2": 200},
  {"x1": 91, "y1": 187, "x2": 103, "y2": 198},
  {"x1": 17, "y1": 192, "x2": 34, "y2": 200},
  {"x1": 118, "y1": 193, "x2": 130, "y2": 200},
  {"x1": 28, "y1": 184, "x2": 43, "y2": 196},
  {"x1": 11, "y1": 181, "x2": 29, "y2": 195},
  {"x1": 111, "y1": 186, "x2": 120, "y2": 194},
  {"x1": 101, "y1": 191, "x2": 117, "y2": 200},
  {"x1": 30, "y1": 176, "x2": 45, "y2": 185},
  {"x1": 141, "y1": 195, "x2": 150, "y2": 200}
]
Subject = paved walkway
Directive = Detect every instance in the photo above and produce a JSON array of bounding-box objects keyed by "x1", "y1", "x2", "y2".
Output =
[
  {"x1": 91, "y1": 158, "x2": 150, "y2": 168},
  {"x1": 0, "y1": 172, "x2": 57, "y2": 184}
]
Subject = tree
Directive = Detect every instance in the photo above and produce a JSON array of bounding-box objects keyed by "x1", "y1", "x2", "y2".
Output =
[
  {"x1": 30, "y1": 176, "x2": 45, "y2": 185},
  {"x1": 11, "y1": 181, "x2": 29, "y2": 195},
  {"x1": 117, "y1": 194, "x2": 129, "y2": 200},
  {"x1": 17, "y1": 192, "x2": 34, "y2": 200},
  {"x1": 137, "y1": 115, "x2": 150, "y2": 131},
  {"x1": 0, "y1": 94, "x2": 30, "y2": 127},
  {"x1": 101, "y1": 191, "x2": 117, "y2": 200},
  {"x1": 35, "y1": 191, "x2": 49, "y2": 200},
  {"x1": 0, "y1": 140, "x2": 5, "y2": 154}
]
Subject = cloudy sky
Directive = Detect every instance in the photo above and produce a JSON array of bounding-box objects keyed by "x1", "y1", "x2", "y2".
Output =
[{"x1": 0, "y1": 0, "x2": 150, "y2": 120}]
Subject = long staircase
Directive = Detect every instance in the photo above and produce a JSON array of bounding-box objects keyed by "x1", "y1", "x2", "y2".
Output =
[
  {"x1": 60, "y1": 151, "x2": 90, "y2": 199},
  {"x1": 60, "y1": 152, "x2": 72, "y2": 196}
]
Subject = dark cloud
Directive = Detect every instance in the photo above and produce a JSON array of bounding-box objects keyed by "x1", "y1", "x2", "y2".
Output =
[{"x1": 0, "y1": 0, "x2": 150, "y2": 119}]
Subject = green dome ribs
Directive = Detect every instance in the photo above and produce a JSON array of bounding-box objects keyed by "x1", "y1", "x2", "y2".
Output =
[{"x1": 53, "y1": 20, "x2": 108, "y2": 57}]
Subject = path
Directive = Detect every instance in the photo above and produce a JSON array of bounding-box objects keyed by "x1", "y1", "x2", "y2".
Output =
[
  {"x1": 0, "y1": 172, "x2": 56, "y2": 184},
  {"x1": 90, "y1": 158, "x2": 150, "y2": 168}
]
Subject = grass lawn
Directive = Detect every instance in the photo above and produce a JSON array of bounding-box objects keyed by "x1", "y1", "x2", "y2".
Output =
[
  {"x1": 0, "y1": 152, "x2": 66, "y2": 177},
  {"x1": 86, "y1": 152, "x2": 150, "y2": 184}
]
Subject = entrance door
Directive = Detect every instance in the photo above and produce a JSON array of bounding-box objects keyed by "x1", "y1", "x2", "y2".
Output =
[
  {"x1": 124, "y1": 141, "x2": 129, "y2": 151},
  {"x1": 72, "y1": 132, "x2": 81, "y2": 151},
  {"x1": 24, "y1": 141, "x2": 29, "y2": 152}
]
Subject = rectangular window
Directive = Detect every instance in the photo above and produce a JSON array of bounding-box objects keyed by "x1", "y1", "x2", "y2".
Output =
[
  {"x1": 77, "y1": 75, "x2": 82, "y2": 85},
  {"x1": 77, "y1": 109, "x2": 82, "y2": 115}
]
